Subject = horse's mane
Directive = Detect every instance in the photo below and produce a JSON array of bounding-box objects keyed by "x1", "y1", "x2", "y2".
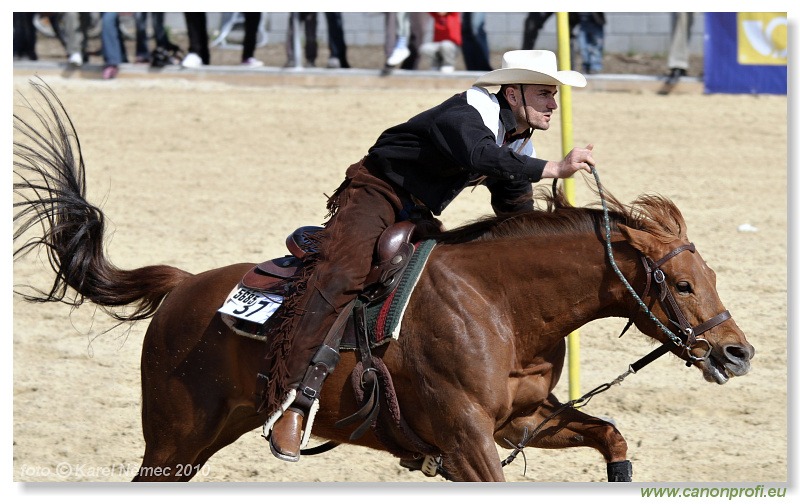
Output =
[{"x1": 422, "y1": 183, "x2": 688, "y2": 245}]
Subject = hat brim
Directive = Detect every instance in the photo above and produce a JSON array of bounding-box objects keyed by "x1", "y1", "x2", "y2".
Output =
[{"x1": 474, "y1": 68, "x2": 587, "y2": 88}]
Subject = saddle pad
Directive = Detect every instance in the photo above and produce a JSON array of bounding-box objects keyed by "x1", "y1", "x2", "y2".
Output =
[{"x1": 361, "y1": 239, "x2": 436, "y2": 347}]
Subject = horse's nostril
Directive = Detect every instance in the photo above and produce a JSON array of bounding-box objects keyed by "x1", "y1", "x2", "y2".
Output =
[{"x1": 724, "y1": 344, "x2": 752, "y2": 362}]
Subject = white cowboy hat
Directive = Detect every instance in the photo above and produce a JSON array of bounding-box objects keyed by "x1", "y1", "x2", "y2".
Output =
[{"x1": 473, "y1": 50, "x2": 587, "y2": 88}]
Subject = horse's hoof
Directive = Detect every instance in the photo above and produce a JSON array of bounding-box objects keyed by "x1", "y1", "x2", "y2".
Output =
[{"x1": 607, "y1": 460, "x2": 633, "y2": 482}]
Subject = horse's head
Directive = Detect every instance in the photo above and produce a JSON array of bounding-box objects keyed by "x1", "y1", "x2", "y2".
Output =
[{"x1": 618, "y1": 224, "x2": 754, "y2": 384}]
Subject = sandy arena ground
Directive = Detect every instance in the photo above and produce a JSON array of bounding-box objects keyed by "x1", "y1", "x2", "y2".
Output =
[{"x1": 10, "y1": 67, "x2": 788, "y2": 495}]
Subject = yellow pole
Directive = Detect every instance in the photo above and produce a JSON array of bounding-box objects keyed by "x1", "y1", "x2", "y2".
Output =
[{"x1": 556, "y1": 12, "x2": 581, "y2": 402}]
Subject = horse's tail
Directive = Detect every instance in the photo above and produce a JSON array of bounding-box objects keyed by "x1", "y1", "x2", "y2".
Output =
[{"x1": 13, "y1": 79, "x2": 192, "y2": 322}]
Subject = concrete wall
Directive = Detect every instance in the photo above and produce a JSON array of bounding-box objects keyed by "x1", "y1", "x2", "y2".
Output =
[{"x1": 163, "y1": 12, "x2": 705, "y2": 56}]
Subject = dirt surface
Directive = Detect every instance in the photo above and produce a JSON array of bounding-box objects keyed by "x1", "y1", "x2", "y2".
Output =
[{"x1": 10, "y1": 58, "x2": 786, "y2": 494}]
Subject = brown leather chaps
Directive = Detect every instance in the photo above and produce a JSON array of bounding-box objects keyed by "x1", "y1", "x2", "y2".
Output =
[{"x1": 264, "y1": 157, "x2": 407, "y2": 414}]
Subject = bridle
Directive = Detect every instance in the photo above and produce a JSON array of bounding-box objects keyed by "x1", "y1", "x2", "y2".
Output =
[
  {"x1": 597, "y1": 184, "x2": 729, "y2": 371},
  {"x1": 549, "y1": 169, "x2": 730, "y2": 368},
  {"x1": 613, "y1": 243, "x2": 729, "y2": 370}
]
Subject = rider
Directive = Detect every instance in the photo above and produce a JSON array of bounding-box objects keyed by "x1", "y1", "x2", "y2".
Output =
[{"x1": 264, "y1": 50, "x2": 596, "y2": 462}]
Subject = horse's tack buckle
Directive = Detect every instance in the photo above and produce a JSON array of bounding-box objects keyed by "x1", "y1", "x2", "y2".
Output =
[{"x1": 360, "y1": 367, "x2": 378, "y2": 388}]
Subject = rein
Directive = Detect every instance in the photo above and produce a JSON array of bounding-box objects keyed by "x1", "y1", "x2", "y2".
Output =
[
  {"x1": 501, "y1": 167, "x2": 730, "y2": 472},
  {"x1": 591, "y1": 165, "x2": 727, "y2": 365}
]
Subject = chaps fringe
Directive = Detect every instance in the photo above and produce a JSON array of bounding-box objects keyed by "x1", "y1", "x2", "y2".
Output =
[{"x1": 259, "y1": 175, "x2": 354, "y2": 415}]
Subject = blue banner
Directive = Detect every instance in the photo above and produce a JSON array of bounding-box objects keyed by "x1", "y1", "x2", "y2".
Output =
[{"x1": 704, "y1": 12, "x2": 787, "y2": 95}]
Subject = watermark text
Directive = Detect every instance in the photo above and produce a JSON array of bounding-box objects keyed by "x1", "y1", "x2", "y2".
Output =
[
  {"x1": 19, "y1": 462, "x2": 211, "y2": 480},
  {"x1": 641, "y1": 485, "x2": 787, "y2": 499}
]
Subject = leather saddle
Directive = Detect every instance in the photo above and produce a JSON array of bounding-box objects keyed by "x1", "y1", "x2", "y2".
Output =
[{"x1": 241, "y1": 221, "x2": 417, "y2": 304}]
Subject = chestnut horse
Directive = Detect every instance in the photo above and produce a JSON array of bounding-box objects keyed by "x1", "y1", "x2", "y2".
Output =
[{"x1": 14, "y1": 82, "x2": 754, "y2": 482}]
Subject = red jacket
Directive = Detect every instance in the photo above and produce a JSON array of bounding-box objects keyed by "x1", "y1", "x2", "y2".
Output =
[{"x1": 429, "y1": 12, "x2": 462, "y2": 46}]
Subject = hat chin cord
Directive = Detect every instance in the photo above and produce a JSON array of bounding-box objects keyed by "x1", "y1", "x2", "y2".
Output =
[{"x1": 518, "y1": 84, "x2": 533, "y2": 133}]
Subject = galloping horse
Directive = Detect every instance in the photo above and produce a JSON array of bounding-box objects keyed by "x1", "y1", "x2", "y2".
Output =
[{"x1": 13, "y1": 82, "x2": 754, "y2": 482}]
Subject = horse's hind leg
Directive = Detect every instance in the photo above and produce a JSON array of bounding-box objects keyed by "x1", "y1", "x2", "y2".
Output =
[
  {"x1": 133, "y1": 397, "x2": 217, "y2": 482},
  {"x1": 134, "y1": 407, "x2": 262, "y2": 482},
  {"x1": 135, "y1": 439, "x2": 201, "y2": 482},
  {"x1": 495, "y1": 393, "x2": 632, "y2": 482}
]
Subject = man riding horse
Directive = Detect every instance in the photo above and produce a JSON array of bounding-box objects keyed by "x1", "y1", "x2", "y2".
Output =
[{"x1": 265, "y1": 50, "x2": 597, "y2": 462}]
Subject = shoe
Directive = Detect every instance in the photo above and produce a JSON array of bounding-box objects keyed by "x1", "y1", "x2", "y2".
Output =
[
  {"x1": 665, "y1": 67, "x2": 686, "y2": 85},
  {"x1": 102, "y1": 65, "x2": 118, "y2": 80},
  {"x1": 439, "y1": 65, "x2": 455, "y2": 73},
  {"x1": 181, "y1": 52, "x2": 203, "y2": 69},
  {"x1": 386, "y1": 46, "x2": 410, "y2": 66},
  {"x1": 326, "y1": 57, "x2": 341, "y2": 69},
  {"x1": 68, "y1": 52, "x2": 83, "y2": 67},
  {"x1": 241, "y1": 57, "x2": 264, "y2": 67},
  {"x1": 268, "y1": 409, "x2": 304, "y2": 462},
  {"x1": 135, "y1": 55, "x2": 150, "y2": 64}
]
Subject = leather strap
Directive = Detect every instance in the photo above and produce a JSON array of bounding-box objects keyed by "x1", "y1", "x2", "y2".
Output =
[
  {"x1": 652, "y1": 242, "x2": 695, "y2": 268},
  {"x1": 692, "y1": 310, "x2": 731, "y2": 336},
  {"x1": 334, "y1": 299, "x2": 381, "y2": 439},
  {"x1": 293, "y1": 298, "x2": 356, "y2": 410},
  {"x1": 630, "y1": 309, "x2": 730, "y2": 374}
]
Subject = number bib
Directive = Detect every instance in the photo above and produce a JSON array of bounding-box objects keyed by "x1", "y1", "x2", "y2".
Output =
[{"x1": 218, "y1": 286, "x2": 283, "y2": 324}]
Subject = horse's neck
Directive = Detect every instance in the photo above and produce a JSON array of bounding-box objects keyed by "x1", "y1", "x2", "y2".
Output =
[{"x1": 469, "y1": 233, "x2": 640, "y2": 345}]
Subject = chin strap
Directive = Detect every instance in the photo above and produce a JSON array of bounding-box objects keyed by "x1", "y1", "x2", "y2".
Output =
[{"x1": 518, "y1": 83, "x2": 534, "y2": 135}]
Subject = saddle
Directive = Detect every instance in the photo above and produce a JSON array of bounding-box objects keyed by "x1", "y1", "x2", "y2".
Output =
[
  {"x1": 241, "y1": 221, "x2": 416, "y2": 304},
  {"x1": 227, "y1": 222, "x2": 423, "y2": 351}
]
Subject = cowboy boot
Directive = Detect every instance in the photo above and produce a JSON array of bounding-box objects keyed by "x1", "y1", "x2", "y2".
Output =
[
  {"x1": 269, "y1": 406, "x2": 305, "y2": 462},
  {"x1": 267, "y1": 343, "x2": 340, "y2": 462}
]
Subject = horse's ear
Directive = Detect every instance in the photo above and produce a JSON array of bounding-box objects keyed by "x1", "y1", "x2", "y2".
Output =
[{"x1": 618, "y1": 224, "x2": 657, "y2": 257}]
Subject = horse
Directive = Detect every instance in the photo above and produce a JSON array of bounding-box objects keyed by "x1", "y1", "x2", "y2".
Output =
[{"x1": 13, "y1": 81, "x2": 754, "y2": 482}]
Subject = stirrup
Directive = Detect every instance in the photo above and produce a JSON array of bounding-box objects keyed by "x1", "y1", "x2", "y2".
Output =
[
  {"x1": 264, "y1": 393, "x2": 320, "y2": 460},
  {"x1": 262, "y1": 390, "x2": 296, "y2": 437}
]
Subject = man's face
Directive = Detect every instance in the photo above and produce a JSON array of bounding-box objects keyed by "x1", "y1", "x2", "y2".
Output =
[{"x1": 507, "y1": 84, "x2": 559, "y2": 132}]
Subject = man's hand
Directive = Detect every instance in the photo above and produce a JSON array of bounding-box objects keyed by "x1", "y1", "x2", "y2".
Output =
[{"x1": 542, "y1": 144, "x2": 595, "y2": 178}]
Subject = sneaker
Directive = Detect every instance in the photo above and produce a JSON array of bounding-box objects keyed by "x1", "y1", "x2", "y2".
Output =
[
  {"x1": 181, "y1": 52, "x2": 203, "y2": 69},
  {"x1": 102, "y1": 65, "x2": 118, "y2": 80},
  {"x1": 241, "y1": 57, "x2": 264, "y2": 67},
  {"x1": 68, "y1": 52, "x2": 83, "y2": 67},
  {"x1": 386, "y1": 46, "x2": 410, "y2": 66},
  {"x1": 439, "y1": 65, "x2": 455, "y2": 73},
  {"x1": 665, "y1": 67, "x2": 687, "y2": 85},
  {"x1": 326, "y1": 57, "x2": 341, "y2": 69}
]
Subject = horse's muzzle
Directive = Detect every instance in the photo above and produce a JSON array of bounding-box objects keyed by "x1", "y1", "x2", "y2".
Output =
[{"x1": 701, "y1": 341, "x2": 754, "y2": 384}]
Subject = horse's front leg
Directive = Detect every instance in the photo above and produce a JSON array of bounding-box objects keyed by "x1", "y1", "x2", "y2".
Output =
[
  {"x1": 434, "y1": 410, "x2": 507, "y2": 482},
  {"x1": 495, "y1": 393, "x2": 633, "y2": 482}
]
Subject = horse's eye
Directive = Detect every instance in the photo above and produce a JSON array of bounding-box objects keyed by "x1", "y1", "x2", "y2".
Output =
[{"x1": 676, "y1": 281, "x2": 693, "y2": 294}]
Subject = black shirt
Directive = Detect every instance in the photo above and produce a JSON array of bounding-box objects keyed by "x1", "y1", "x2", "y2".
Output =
[{"x1": 366, "y1": 89, "x2": 548, "y2": 215}]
